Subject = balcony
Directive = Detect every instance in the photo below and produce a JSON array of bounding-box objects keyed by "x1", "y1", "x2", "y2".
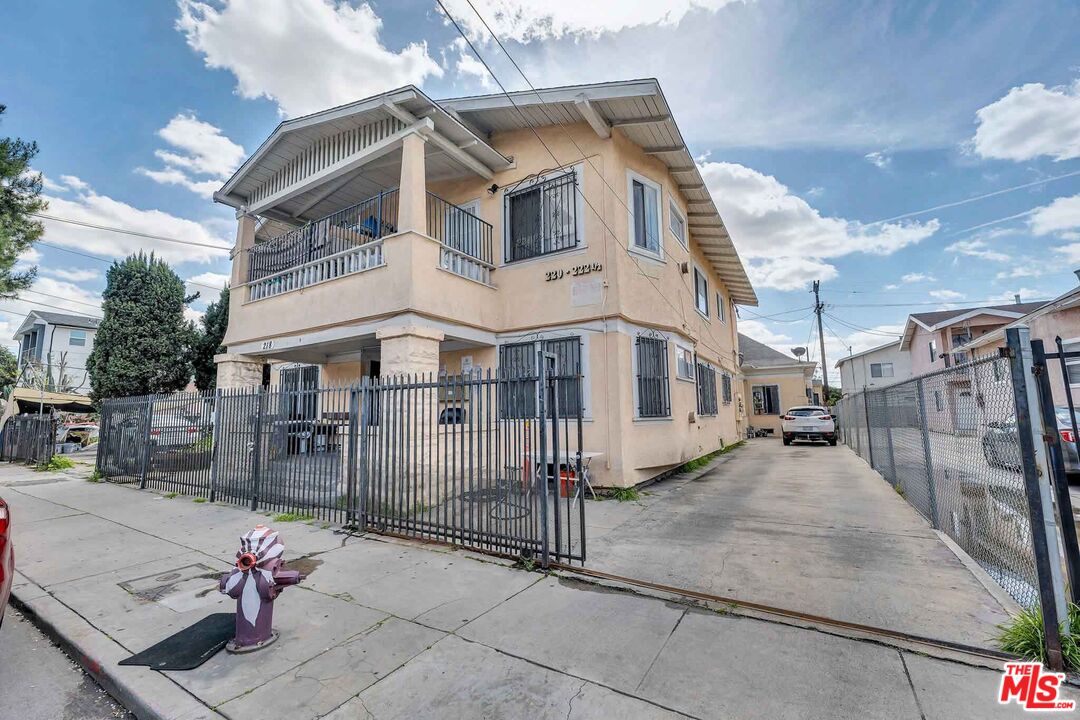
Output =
[{"x1": 245, "y1": 190, "x2": 494, "y2": 302}]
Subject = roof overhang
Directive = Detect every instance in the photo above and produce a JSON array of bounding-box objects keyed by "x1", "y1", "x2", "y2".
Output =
[
  {"x1": 962, "y1": 288, "x2": 1080, "y2": 351},
  {"x1": 835, "y1": 340, "x2": 902, "y2": 367},
  {"x1": 442, "y1": 79, "x2": 757, "y2": 306}
]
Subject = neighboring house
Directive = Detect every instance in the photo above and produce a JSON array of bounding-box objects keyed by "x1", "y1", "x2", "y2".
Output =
[
  {"x1": 738, "y1": 333, "x2": 817, "y2": 436},
  {"x1": 211, "y1": 80, "x2": 757, "y2": 487},
  {"x1": 900, "y1": 301, "x2": 1045, "y2": 376},
  {"x1": 12, "y1": 310, "x2": 99, "y2": 395},
  {"x1": 836, "y1": 340, "x2": 911, "y2": 393}
]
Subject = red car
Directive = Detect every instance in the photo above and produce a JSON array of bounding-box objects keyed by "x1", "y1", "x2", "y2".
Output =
[{"x1": 0, "y1": 496, "x2": 11, "y2": 628}]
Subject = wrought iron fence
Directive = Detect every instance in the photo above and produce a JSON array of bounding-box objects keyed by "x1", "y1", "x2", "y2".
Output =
[
  {"x1": 1, "y1": 413, "x2": 56, "y2": 465},
  {"x1": 96, "y1": 363, "x2": 586, "y2": 565},
  {"x1": 837, "y1": 353, "x2": 1040, "y2": 607}
]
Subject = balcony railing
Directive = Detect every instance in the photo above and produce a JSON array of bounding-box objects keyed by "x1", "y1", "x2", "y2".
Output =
[
  {"x1": 427, "y1": 193, "x2": 494, "y2": 282},
  {"x1": 248, "y1": 189, "x2": 399, "y2": 284}
]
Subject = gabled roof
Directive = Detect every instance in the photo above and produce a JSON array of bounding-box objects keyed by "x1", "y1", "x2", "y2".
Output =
[
  {"x1": 900, "y1": 301, "x2": 1047, "y2": 350},
  {"x1": 13, "y1": 310, "x2": 100, "y2": 339},
  {"x1": 738, "y1": 333, "x2": 815, "y2": 370},
  {"x1": 442, "y1": 79, "x2": 756, "y2": 305},
  {"x1": 961, "y1": 287, "x2": 1080, "y2": 351},
  {"x1": 834, "y1": 340, "x2": 902, "y2": 368}
]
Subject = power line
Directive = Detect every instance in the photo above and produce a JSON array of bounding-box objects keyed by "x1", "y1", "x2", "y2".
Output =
[
  {"x1": 830, "y1": 297, "x2": 1049, "y2": 308},
  {"x1": 823, "y1": 312, "x2": 904, "y2": 338},
  {"x1": 20, "y1": 288, "x2": 101, "y2": 311},
  {"x1": 740, "y1": 305, "x2": 815, "y2": 321},
  {"x1": 36, "y1": 241, "x2": 226, "y2": 292},
  {"x1": 0, "y1": 296, "x2": 102, "y2": 320},
  {"x1": 33, "y1": 213, "x2": 231, "y2": 253}
]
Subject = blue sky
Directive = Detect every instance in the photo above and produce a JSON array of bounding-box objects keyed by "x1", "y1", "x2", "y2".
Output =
[{"x1": 2, "y1": 0, "x2": 1079, "y2": 380}]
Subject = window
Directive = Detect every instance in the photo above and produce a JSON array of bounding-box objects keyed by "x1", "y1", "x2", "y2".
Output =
[
  {"x1": 279, "y1": 365, "x2": 319, "y2": 420},
  {"x1": 717, "y1": 293, "x2": 726, "y2": 323},
  {"x1": 696, "y1": 361, "x2": 718, "y2": 415},
  {"x1": 693, "y1": 267, "x2": 709, "y2": 316},
  {"x1": 668, "y1": 200, "x2": 687, "y2": 249},
  {"x1": 499, "y1": 336, "x2": 583, "y2": 418},
  {"x1": 869, "y1": 362, "x2": 894, "y2": 378},
  {"x1": 721, "y1": 373, "x2": 733, "y2": 405},
  {"x1": 629, "y1": 172, "x2": 662, "y2": 257},
  {"x1": 504, "y1": 169, "x2": 579, "y2": 262},
  {"x1": 635, "y1": 336, "x2": 670, "y2": 418},
  {"x1": 752, "y1": 385, "x2": 780, "y2": 415},
  {"x1": 69, "y1": 329, "x2": 86, "y2": 347},
  {"x1": 675, "y1": 345, "x2": 695, "y2": 381},
  {"x1": 928, "y1": 340, "x2": 938, "y2": 363}
]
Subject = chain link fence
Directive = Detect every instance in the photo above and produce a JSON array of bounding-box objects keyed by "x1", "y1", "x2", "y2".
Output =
[{"x1": 836, "y1": 353, "x2": 1039, "y2": 608}]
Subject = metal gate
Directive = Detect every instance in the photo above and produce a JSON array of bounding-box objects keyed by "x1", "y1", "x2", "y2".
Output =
[
  {"x1": 1, "y1": 413, "x2": 56, "y2": 465},
  {"x1": 96, "y1": 356, "x2": 587, "y2": 566}
]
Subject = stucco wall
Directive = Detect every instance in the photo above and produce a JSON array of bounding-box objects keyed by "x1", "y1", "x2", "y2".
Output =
[{"x1": 742, "y1": 368, "x2": 814, "y2": 435}]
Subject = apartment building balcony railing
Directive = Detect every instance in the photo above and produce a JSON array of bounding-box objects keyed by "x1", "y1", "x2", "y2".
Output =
[{"x1": 427, "y1": 193, "x2": 494, "y2": 285}]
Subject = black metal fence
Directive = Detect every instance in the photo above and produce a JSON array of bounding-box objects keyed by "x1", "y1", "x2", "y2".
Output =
[
  {"x1": 1, "y1": 413, "x2": 56, "y2": 466},
  {"x1": 426, "y1": 193, "x2": 493, "y2": 266},
  {"x1": 96, "y1": 361, "x2": 586, "y2": 565},
  {"x1": 836, "y1": 328, "x2": 1078, "y2": 670}
]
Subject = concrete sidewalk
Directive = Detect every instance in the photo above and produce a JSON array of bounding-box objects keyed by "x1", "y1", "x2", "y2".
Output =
[{"x1": 2, "y1": 465, "x2": 1069, "y2": 719}]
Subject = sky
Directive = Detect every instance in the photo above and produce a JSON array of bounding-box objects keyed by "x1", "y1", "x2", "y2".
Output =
[{"x1": 2, "y1": 0, "x2": 1079, "y2": 382}]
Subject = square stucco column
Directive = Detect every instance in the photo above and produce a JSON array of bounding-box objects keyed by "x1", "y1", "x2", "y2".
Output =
[
  {"x1": 215, "y1": 352, "x2": 264, "y2": 388},
  {"x1": 397, "y1": 131, "x2": 428, "y2": 235},
  {"x1": 376, "y1": 325, "x2": 444, "y2": 377},
  {"x1": 229, "y1": 213, "x2": 258, "y2": 288}
]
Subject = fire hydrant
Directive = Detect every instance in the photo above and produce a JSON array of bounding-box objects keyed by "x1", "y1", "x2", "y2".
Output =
[{"x1": 219, "y1": 525, "x2": 303, "y2": 653}]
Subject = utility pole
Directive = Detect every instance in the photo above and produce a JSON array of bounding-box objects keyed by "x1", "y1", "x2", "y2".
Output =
[{"x1": 813, "y1": 280, "x2": 830, "y2": 400}]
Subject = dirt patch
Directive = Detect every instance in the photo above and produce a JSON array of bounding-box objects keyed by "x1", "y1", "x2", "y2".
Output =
[{"x1": 286, "y1": 556, "x2": 323, "y2": 577}]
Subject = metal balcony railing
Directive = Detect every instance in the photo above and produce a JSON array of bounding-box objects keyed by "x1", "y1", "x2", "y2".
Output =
[
  {"x1": 426, "y1": 193, "x2": 493, "y2": 266},
  {"x1": 248, "y1": 189, "x2": 399, "y2": 283}
]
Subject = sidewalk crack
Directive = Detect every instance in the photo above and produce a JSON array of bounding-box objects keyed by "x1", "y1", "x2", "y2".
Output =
[
  {"x1": 898, "y1": 651, "x2": 927, "y2": 720},
  {"x1": 635, "y1": 607, "x2": 687, "y2": 691},
  {"x1": 565, "y1": 679, "x2": 587, "y2": 720}
]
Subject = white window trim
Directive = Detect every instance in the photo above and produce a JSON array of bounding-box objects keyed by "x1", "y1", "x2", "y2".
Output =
[
  {"x1": 69, "y1": 329, "x2": 87, "y2": 347},
  {"x1": 674, "y1": 341, "x2": 696, "y2": 382},
  {"x1": 692, "y1": 264, "x2": 709, "y2": 319},
  {"x1": 668, "y1": 198, "x2": 687, "y2": 250},
  {"x1": 716, "y1": 292, "x2": 727, "y2": 324},
  {"x1": 501, "y1": 164, "x2": 586, "y2": 267},
  {"x1": 626, "y1": 169, "x2": 664, "y2": 262},
  {"x1": 631, "y1": 333, "x2": 672, "y2": 421},
  {"x1": 495, "y1": 328, "x2": 593, "y2": 420}
]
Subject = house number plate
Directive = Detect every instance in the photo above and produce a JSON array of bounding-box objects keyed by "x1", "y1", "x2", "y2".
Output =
[{"x1": 545, "y1": 262, "x2": 602, "y2": 281}]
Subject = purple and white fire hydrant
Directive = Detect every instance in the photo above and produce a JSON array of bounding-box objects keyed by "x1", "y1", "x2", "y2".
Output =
[{"x1": 219, "y1": 525, "x2": 303, "y2": 653}]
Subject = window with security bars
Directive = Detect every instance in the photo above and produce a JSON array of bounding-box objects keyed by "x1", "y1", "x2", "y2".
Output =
[
  {"x1": 636, "y1": 336, "x2": 670, "y2": 418},
  {"x1": 721, "y1": 372, "x2": 733, "y2": 404},
  {"x1": 696, "y1": 362, "x2": 718, "y2": 415},
  {"x1": 505, "y1": 170, "x2": 578, "y2": 262},
  {"x1": 498, "y1": 336, "x2": 583, "y2": 418},
  {"x1": 279, "y1": 365, "x2": 319, "y2": 420}
]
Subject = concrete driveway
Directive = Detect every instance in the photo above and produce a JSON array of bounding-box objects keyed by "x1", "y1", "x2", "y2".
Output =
[{"x1": 586, "y1": 439, "x2": 1014, "y2": 648}]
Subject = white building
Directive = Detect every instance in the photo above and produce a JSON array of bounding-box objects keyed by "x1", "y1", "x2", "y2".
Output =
[
  {"x1": 835, "y1": 340, "x2": 911, "y2": 393},
  {"x1": 12, "y1": 311, "x2": 100, "y2": 395}
]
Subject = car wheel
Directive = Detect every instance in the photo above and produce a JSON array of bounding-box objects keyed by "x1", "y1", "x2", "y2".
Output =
[
  {"x1": 783, "y1": 437, "x2": 792, "y2": 446},
  {"x1": 828, "y1": 438, "x2": 837, "y2": 446}
]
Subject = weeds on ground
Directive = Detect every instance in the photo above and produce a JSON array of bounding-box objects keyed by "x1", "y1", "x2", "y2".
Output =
[
  {"x1": 675, "y1": 441, "x2": 746, "y2": 475},
  {"x1": 894, "y1": 485, "x2": 906, "y2": 498},
  {"x1": 164, "y1": 492, "x2": 179, "y2": 499},
  {"x1": 996, "y1": 604, "x2": 1080, "y2": 671},
  {"x1": 38, "y1": 456, "x2": 75, "y2": 472},
  {"x1": 193, "y1": 497, "x2": 208, "y2": 503},
  {"x1": 607, "y1": 487, "x2": 641, "y2": 502},
  {"x1": 87, "y1": 469, "x2": 104, "y2": 483},
  {"x1": 517, "y1": 556, "x2": 538, "y2": 572},
  {"x1": 272, "y1": 512, "x2": 315, "y2": 523}
]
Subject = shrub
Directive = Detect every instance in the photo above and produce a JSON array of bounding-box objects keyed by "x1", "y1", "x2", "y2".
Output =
[
  {"x1": 996, "y1": 604, "x2": 1080, "y2": 671},
  {"x1": 41, "y1": 455, "x2": 75, "y2": 472}
]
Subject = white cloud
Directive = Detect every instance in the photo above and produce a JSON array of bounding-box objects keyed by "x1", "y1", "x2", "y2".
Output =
[
  {"x1": 443, "y1": 0, "x2": 747, "y2": 42},
  {"x1": 996, "y1": 264, "x2": 1048, "y2": 280},
  {"x1": 987, "y1": 287, "x2": 1049, "y2": 306},
  {"x1": 18, "y1": 247, "x2": 42, "y2": 264},
  {"x1": 177, "y1": 0, "x2": 443, "y2": 117},
  {"x1": 184, "y1": 306, "x2": 206, "y2": 324},
  {"x1": 1029, "y1": 194, "x2": 1080, "y2": 237},
  {"x1": 929, "y1": 289, "x2": 965, "y2": 301},
  {"x1": 59, "y1": 175, "x2": 89, "y2": 192},
  {"x1": 864, "y1": 151, "x2": 891, "y2": 169},
  {"x1": 900, "y1": 272, "x2": 936, "y2": 283},
  {"x1": 137, "y1": 113, "x2": 246, "y2": 198},
  {"x1": 39, "y1": 180, "x2": 230, "y2": 265},
  {"x1": 737, "y1": 318, "x2": 792, "y2": 347},
  {"x1": 40, "y1": 174, "x2": 67, "y2": 193},
  {"x1": 41, "y1": 267, "x2": 101, "y2": 283},
  {"x1": 945, "y1": 239, "x2": 1011, "y2": 262},
  {"x1": 449, "y1": 37, "x2": 493, "y2": 88},
  {"x1": 699, "y1": 161, "x2": 938, "y2": 291},
  {"x1": 970, "y1": 78, "x2": 1080, "y2": 162},
  {"x1": 186, "y1": 271, "x2": 230, "y2": 290}
]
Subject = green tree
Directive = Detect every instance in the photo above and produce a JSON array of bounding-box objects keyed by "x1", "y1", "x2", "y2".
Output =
[
  {"x1": 190, "y1": 285, "x2": 229, "y2": 390},
  {"x1": 0, "y1": 104, "x2": 45, "y2": 298},
  {"x1": 0, "y1": 346, "x2": 18, "y2": 395},
  {"x1": 88, "y1": 253, "x2": 195, "y2": 401}
]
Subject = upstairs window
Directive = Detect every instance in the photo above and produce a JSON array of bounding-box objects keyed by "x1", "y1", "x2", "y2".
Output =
[
  {"x1": 635, "y1": 336, "x2": 670, "y2": 418},
  {"x1": 504, "y1": 169, "x2": 579, "y2": 262},
  {"x1": 717, "y1": 293, "x2": 726, "y2": 323},
  {"x1": 629, "y1": 172, "x2": 661, "y2": 257},
  {"x1": 69, "y1": 329, "x2": 87, "y2": 347},
  {"x1": 694, "y1": 267, "x2": 709, "y2": 316},
  {"x1": 870, "y1": 362, "x2": 894, "y2": 378},
  {"x1": 928, "y1": 340, "x2": 938, "y2": 363},
  {"x1": 669, "y1": 200, "x2": 687, "y2": 249}
]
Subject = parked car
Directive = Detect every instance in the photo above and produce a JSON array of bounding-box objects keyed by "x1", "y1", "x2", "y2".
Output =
[
  {"x1": 0, "y1": 495, "x2": 12, "y2": 628},
  {"x1": 781, "y1": 406, "x2": 837, "y2": 446},
  {"x1": 118, "y1": 410, "x2": 209, "y2": 449},
  {"x1": 983, "y1": 407, "x2": 1080, "y2": 479}
]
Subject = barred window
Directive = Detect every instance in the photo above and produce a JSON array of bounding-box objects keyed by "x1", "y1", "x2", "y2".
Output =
[
  {"x1": 505, "y1": 170, "x2": 578, "y2": 262},
  {"x1": 545, "y1": 337, "x2": 583, "y2": 418},
  {"x1": 696, "y1": 361, "x2": 718, "y2": 415},
  {"x1": 499, "y1": 336, "x2": 583, "y2": 418},
  {"x1": 279, "y1": 365, "x2": 319, "y2": 420},
  {"x1": 636, "y1": 336, "x2": 670, "y2": 418},
  {"x1": 721, "y1": 372, "x2": 733, "y2": 404}
]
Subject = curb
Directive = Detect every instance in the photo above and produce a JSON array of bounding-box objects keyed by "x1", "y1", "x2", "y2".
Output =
[{"x1": 10, "y1": 572, "x2": 224, "y2": 720}]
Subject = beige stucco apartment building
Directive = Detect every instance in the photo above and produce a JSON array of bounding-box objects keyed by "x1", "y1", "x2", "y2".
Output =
[{"x1": 211, "y1": 80, "x2": 757, "y2": 487}]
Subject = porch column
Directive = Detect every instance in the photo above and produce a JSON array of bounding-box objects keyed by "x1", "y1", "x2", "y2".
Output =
[
  {"x1": 230, "y1": 213, "x2": 258, "y2": 288},
  {"x1": 397, "y1": 131, "x2": 428, "y2": 235},
  {"x1": 376, "y1": 325, "x2": 444, "y2": 377},
  {"x1": 214, "y1": 352, "x2": 264, "y2": 389}
]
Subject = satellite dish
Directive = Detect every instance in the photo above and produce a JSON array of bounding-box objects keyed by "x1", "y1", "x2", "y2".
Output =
[{"x1": 791, "y1": 347, "x2": 807, "y2": 359}]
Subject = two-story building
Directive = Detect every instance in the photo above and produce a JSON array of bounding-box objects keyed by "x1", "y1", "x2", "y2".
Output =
[
  {"x1": 836, "y1": 340, "x2": 911, "y2": 393},
  {"x1": 211, "y1": 80, "x2": 757, "y2": 487},
  {"x1": 12, "y1": 310, "x2": 99, "y2": 394}
]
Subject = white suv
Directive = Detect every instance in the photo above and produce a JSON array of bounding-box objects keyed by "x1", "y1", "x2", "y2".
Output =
[{"x1": 781, "y1": 406, "x2": 837, "y2": 446}]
